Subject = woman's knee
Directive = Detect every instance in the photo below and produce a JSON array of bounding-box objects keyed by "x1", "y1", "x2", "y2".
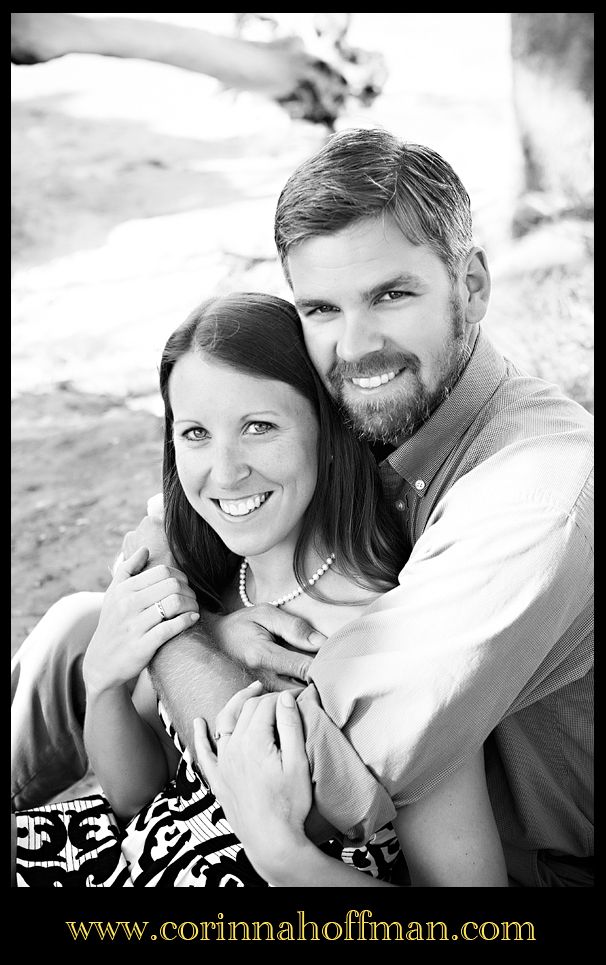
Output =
[
  {"x1": 13, "y1": 591, "x2": 104, "y2": 671},
  {"x1": 46, "y1": 591, "x2": 104, "y2": 627}
]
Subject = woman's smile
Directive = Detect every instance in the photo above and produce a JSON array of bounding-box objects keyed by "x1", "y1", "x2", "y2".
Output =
[{"x1": 212, "y1": 491, "x2": 273, "y2": 518}]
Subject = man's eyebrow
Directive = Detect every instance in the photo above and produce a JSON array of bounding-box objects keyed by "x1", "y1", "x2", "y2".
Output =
[
  {"x1": 295, "y1": 272, "x2": 425, "y2": 309},
  {"x1": 363, "y1": 273, "x2": 425, "y2": 299}
]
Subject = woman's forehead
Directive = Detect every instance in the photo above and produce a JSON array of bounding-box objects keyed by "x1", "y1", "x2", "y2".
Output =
[{"x1": 169, "y1": 351, "x2": 315, "y2": 418}]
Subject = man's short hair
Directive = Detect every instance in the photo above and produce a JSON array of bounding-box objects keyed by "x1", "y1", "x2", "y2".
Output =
[{"x1": 275, "y1": 127, "x2": 474, "y2": 281}]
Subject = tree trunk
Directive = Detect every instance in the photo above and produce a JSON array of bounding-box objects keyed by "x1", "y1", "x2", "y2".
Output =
[{"x1": 510, "y1": 13, "x2": 593, "y2": 224}]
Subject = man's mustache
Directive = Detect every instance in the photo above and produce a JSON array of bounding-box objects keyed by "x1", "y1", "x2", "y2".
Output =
[{"x1": 328, "y1": 350, "x2": 420, "y2": 382}]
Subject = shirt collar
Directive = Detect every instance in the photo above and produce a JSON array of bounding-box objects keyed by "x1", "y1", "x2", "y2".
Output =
[{"x1": 386, "y1": 328, "x2": 507, "y2": 494}]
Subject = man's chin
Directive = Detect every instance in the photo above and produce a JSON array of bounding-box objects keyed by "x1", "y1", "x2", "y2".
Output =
[
  {"x1": 342, "y1": 403, "x2": 422, "y2": 445},
  {"x1": 338, "y1": 381, "x2": 437, "y2": 443}
]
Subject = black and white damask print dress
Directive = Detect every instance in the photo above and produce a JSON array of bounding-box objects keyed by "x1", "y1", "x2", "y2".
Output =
[{"x1": 14, "y1": 701, "x2": 406, "y2": 887}]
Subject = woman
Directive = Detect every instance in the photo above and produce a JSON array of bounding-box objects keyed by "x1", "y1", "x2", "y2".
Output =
[{"x1": 12, "y1": 292, "x2": 507, "y2": 887}]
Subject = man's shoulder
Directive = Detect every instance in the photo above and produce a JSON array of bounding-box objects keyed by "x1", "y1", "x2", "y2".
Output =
[
  {"x1": 447, "y1": 365, "x2": 593, "y2": 521},
  {"x1": 471, "y1": 362, "x2": 593, "y2": 452}
]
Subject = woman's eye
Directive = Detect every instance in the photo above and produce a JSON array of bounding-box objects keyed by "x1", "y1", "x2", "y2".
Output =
[
  {"x1": 246, "y1": 422, "x2": 274, "y2": 435},
  {"x1": 181, "y1": 427, "x2": 208, "y2": 441}
]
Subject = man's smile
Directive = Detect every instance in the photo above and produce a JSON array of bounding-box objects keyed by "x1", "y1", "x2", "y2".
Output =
[{"x1": 349, "y1": 369, "x2": 400, "y2": 390}]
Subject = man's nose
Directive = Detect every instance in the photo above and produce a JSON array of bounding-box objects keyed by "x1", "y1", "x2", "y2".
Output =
[
  {"x1": 210, "y1": 443, "x2": 251, "y2": 490},
  {"x1": 336, "y1": 310, "x2": 384, "y2": 363}
]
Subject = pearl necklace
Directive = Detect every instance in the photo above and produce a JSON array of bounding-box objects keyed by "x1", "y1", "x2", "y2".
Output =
[{"x1": 238, "y1": 554, "x2": 336, "y2": 608}]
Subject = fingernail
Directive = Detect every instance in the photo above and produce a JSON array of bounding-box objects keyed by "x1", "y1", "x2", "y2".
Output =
[
  {"x1": 248, "y1": 680, "x2": 262, "y2": 689},
  {"x1": 190, "y1": 612, "x2": 199, "y2": 621},
  {"x1": 308, "y1": 631, "x2": 326, "y2": 647},
  {"x1": 280, "y1": 691, "x2": 295, "y2": 707}
]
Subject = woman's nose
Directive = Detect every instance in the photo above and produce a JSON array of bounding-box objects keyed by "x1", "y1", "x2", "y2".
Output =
[{"x1": 209, "y1": 444, "x2": 251, "y2": 490}]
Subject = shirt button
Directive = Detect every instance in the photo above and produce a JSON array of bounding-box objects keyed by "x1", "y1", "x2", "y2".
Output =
[
  {"x1": 395, "y1": 500, "x2": 406, "y2": 511},
  {"x1": 414, "y1": 479, "x2": 425, "y2": 491}
]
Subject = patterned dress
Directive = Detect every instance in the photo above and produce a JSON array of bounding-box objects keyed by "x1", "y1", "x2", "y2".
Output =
[{"x1": 15, "y1": 702, "x2": 406, "y2": 887}]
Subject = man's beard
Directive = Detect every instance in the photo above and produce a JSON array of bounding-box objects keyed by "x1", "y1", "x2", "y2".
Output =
[{"x1": 327, "y1": 295, "x2": 471, "y2": 444}]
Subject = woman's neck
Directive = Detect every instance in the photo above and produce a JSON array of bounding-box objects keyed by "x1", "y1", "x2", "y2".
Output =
[{"x1": 244, "y1": 540, "x2": 323, "y2": 606}]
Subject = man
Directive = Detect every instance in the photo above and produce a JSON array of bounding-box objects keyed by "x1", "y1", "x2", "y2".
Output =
[{"x1": 12, "y1": 128, "x2": 593, "y2": 887}]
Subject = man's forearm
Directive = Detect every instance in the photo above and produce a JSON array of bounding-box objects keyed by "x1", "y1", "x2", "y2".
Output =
[{"x1": 148, "y1": 616, "x2": 252, "y2": 752}]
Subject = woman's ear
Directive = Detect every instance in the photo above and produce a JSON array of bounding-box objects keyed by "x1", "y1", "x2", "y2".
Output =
[{"x1": 463, "y1": 247, "x2": 491, "y2": 325}]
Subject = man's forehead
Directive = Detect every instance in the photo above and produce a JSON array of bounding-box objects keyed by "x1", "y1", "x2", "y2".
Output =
[
  {"x1": 288, "y1": 216, "x2": 438, "y2": 273},
  {"x1": 288, "y1": 234, "x2": 441, "y2": 307}
]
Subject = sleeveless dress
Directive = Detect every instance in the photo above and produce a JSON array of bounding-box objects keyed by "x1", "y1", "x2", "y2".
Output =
[{"x1": 15, "y1": 701, "x2": 406, "y2": 887}]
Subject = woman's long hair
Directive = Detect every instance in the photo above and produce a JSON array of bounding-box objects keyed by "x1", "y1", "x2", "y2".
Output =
[{"x1": 160, "y1": 292, "x2": 409, "y2": 611}]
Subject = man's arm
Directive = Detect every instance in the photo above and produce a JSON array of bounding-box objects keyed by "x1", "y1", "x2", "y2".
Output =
[
  {"x1": 147, "y1": 616, "x2": 249, "y2": 750},
  {"x1": 296, "y1": 453, "x2": 593, "y2": 843}
]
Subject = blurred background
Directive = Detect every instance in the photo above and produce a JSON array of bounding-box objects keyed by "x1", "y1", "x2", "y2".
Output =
[{"x1": 11, "y1": 13, "x2": 593, "y2": 656}]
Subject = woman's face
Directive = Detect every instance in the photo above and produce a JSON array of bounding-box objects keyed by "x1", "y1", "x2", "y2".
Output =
[{"x1": 169, "y1": 351, "x2": 320, "y2": 560}]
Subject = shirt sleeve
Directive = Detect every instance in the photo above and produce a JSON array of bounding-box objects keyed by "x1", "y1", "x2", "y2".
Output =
[{"x1": 297, "y1": 446, "x2": 593, "y2": 845}]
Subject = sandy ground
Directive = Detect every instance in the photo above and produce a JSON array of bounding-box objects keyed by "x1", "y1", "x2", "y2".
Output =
[{"x1": 11, "y1": 14, "x2": 593, "y2": 658}]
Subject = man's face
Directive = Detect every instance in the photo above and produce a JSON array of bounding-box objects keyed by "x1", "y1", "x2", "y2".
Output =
[{"x1": 288, "y1": 215, "x2": 470, "y2": 443}]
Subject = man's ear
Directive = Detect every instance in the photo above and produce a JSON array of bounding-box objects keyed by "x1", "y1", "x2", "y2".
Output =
[{"x1": 462, "y1": 247, "x2": 491, "y2": 325}]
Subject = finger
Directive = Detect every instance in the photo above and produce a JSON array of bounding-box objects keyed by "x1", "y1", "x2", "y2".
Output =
[
  {"x1": 214, "y1": 681, "x2": 264, "y2": 737},
  {"x1": 253, "y1": 643, "x2": 314, "y2": 684},
  {"x1": 137, "y1": 580, "x2": 198, "y2": 615},
  {"x1": 252, "y1": 605, "x2": 326, "y2": 653},
  {"x1": 112, "y1": 546, "x2": 150, "y2": 583},
  {"x1": 193, "y1": 717, "x2": 218, "y2": 787},
  {"x1": 120, "y1": 529, "x2": 137, "y2": 556},
  {"x1": 140, "y1": 597, "x2": 199, "y2": 632},
  {"x1": 275, "y1": 691, "x2": 308, "y2": 776},
  {"x1": 128, "y1": 563, "x2": 192, "y2": 592},
  {"x1": 267, "y1": 675, "x2": 306, "y2": 693},
  {"x1": 143, "y1": 610, "x2": 200, "y2": 648},
  {"x1": 229, "y1": 691, "x2": 279, "y2": 740},
  {"x1": 234, "y1": 692, "x2": 280, "y2": 747}
]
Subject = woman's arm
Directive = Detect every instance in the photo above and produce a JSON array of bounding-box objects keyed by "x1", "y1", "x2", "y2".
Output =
[
  {"x1": 84, "y1": 680, "x2": 171, "y2": 821},
  {"x1": 82, "y1": 546, "x2": 198, "y2": 820},
  {"x1": 393, "y1": 750, "x2": 508, "y2": 887}
]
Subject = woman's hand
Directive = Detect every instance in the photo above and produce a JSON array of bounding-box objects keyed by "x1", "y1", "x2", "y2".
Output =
[
  {"x1": 193, "y1": 684, "x2": 313, "y2": 881},
  {"x1": 82, "y1": 546, "x2": 200, "y2": 695}
]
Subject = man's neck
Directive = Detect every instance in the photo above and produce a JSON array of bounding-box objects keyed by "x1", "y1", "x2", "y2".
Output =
[{"x1": 369, "y1": 439, "x2": 397, "y2": 463}]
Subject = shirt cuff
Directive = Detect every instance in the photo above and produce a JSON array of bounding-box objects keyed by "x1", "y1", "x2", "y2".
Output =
[{"x1": 297, "y1": 683, "x2": 396, "y2": 846}]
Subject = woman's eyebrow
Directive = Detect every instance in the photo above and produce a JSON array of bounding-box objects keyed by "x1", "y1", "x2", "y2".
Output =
[{"x1": 173, "y1": 410, "x2": 281, "y2": 425}]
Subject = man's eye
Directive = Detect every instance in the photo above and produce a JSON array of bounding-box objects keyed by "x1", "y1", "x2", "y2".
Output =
[
  {"x1": 377, "y1": 290, "x2": 409, "y2": 302},
  {"x1": 182, "y1": 427, "x2": 208, "y2": 441},
  {"x1": 246, "y1": 422, "x2": 274, "y2": 435}
]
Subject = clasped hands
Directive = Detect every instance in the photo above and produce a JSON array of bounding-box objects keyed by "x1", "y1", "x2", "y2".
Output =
[{"x1": 194, "y1": 682, "x2": 314, "y2": 884}]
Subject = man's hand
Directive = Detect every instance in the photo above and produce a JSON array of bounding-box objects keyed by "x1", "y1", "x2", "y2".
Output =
[
  {"x1": 209, "y1": 605, "x2": 327, "y2": 688},
  {"x1": 121, "y1": 514, "x2": 173, "y2": 568}
]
